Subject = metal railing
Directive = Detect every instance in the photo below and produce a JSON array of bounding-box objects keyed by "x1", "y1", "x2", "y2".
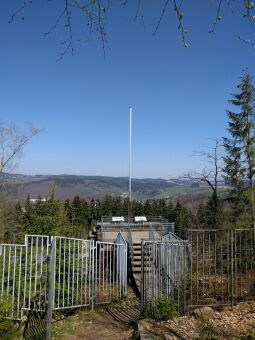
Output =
[
  {"x1": 0, "y1": 235, "x2": 50, "y2": 320},
  {"x1": 0, "y1": 243, "x2": 25, "y2": 319},
  {"x1": 0, "y1": 234, "x2": 128, "y2": 322},
  {"x1": 187, "y1": 228, "x2": 255, "y2": 308},
  {"x1": 116, "y1": 232, "x2": 128, "y2": 292},
  {"x1": 52, "y1": 236, "x2": 92, "y2": 310},
  {"x1": 95, "y1": 240, "x2": 127, "y2": 305},
  {"x1": 127, "y1": 226, "x2": 134, "y2": 263},
  {"x1": 161, "y1": 231, "x2": 183, "y2": 242},
  {"x1": 149, "y1": 224, "x2": 156, "y2": 241},
  {"x1": 141, "y1": 228, "x2": 255, "y2": 314},
  {"x1": 101, "y1": 216, "x2": 168, "y2": 225},
  {"x1": 141, "y1": 239, "x2": 191, "y2": 314}
]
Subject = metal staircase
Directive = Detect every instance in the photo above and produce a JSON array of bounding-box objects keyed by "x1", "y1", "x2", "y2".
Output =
[{"x1": 132, "y1": 242, "x2": 142, "y2": 290}]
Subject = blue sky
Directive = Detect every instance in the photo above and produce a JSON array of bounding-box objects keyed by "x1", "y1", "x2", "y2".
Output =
[{"x1": 1, "y1": 1, "x2": 255, "y2": 178}]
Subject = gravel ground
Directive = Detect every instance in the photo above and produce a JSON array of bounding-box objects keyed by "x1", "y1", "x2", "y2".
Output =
[{"x1": 138, "y1": 303, "x2": 255, "y2": 339}]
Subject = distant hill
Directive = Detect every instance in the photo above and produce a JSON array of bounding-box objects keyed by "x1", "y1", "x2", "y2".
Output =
[{"x1": 0, "y1": 173, "x2": 230, "y2": 202}]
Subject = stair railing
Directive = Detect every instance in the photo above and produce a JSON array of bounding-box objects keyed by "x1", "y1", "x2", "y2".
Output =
[
  {"x1": 149, "y1": 223, "x2": 156, "y2": 241},
  {"x1": 127, "y1": 224, "x2": 134, "y2": 263}
]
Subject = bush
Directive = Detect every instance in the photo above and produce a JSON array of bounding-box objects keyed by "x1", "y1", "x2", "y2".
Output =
[
  {"x1": 198, "y1": 318, "x2": 218, "y2": 340},
  {"x1": 144, "y1": 296, "x2": 179, "y2": 321},
  {"x1": 0, "y1": 319, "x2": 17, "y2": 340},
  {"x1": 0, "y1": 299, "x2": 18, "y2": 339}
]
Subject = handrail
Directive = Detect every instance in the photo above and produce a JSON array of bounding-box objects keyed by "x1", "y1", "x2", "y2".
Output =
[
  {"x1": 115, "y1": 231, "x2": 127, "y2": 246},
  {"x1": 99, "y1": 222, "x2": 174, "y2": 232},
  {"x1": 101, "y1": 216, "x2": 168, "y2": 224},
  {"x1": 149, "y1": 223, "x2": 156, "y2": 241},
  {"x1": 127, "y1": 224, "x2": 134, "y2": 263},
  {"x1": 161, "y1": 231, "x2": 182, "y2": 242}
]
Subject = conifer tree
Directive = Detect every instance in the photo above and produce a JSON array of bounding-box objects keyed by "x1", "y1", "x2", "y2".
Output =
[{"x1": 223, "y1": 71, "x2": 255, "y2": 225}]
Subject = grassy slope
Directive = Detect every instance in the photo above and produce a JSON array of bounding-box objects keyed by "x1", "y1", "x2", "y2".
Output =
[{"x1": 1, "y1": 174, "x2": 229, "y2": 201}]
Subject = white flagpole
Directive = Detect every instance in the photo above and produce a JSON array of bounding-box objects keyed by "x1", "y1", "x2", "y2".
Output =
[{"x1": 129, "y1": 107, "x2": 132, "y2": 220}]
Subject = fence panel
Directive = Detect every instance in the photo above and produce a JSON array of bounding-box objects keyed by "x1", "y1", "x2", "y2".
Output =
[
  {"x1": 1, "y1": 234, "x2": 128, "y2": 323},
  {"x1": 116, "y1": 232, "x2": 128, "y2": 292},
  {"x1": 53, "y1": 237, "x2": 92, "y2": 310},
  {"x1": 95, "y1": 241, "x2": 127, "y2": 305},
  {"x1": 0, "y1": 235, "x2": 50, "y2": 320},
  {"x1": 141, "y1": 240, "x2": 191, "y2": 314},
  {"x1": 23, "y1": 235, "x2": 50, "y2": 313},
  {"x1": 187, "y1": 229, "x2": 255, "y2": 309},
  {"x1": 0, "y1": 243, "x2": 25, "y2": 319},
  {"x1": 234, "y1": 229, "x2": 255, "y2": 303}
]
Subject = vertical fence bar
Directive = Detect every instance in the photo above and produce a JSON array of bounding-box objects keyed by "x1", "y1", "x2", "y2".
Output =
[
  {"x1": 141, "y1": 240, "x2": 144, "y2": 312},
  {"x1": 230, "y1": 229, "x2": 234, "y2": 306},
  {"x1": 46, "y1": 237, "x2": 55, "y2": 340},
  {"x1": 91, "y1": 240, "x2": 95, "y2": 309}
]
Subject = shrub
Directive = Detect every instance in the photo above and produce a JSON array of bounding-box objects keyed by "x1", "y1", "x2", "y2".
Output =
[
  {"x1": 198, "y1": 318, "x2": 218, "y2": 340},
  {"x1": 0, "y1": 299, "x2": 18, "y2": 340},
  {"x1": 144, "y1": 295, "x2": 179, "y2": 321}
]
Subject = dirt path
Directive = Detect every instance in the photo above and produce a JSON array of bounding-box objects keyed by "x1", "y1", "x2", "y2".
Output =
[{"x1": 52, "y1": 309, "x2": 135, "y2": 340}]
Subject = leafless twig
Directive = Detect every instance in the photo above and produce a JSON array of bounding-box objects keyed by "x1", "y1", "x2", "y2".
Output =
[
  {"x1": 0, "y1": 122, "x2": 41, "y2": 175},
  {"x1": 209, "y1": 0, "x2": 223, "y2": 34},
  {"x1": 239, "y1": 35, "x2": 255, "y2": 46},
  {"x1": 154, "y1": 0, "x2": 170, "y2": 35},
  {"x1": 8, "y1": 0, "x2": 32, "y2": 23},
  {"x1": 173, "y1": 0, "x2": 188, "y2": 47}
]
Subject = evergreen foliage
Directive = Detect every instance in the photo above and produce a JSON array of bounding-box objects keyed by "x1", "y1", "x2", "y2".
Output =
[
  {"x1": 223, "y1": 71, "x2": 255, "y2": 225},
  {"x1": 0, "y1": 191, "x2": 197, "y2": 241}
]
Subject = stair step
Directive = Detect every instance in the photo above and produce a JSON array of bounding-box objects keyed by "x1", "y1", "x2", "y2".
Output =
[
  {"x1": 133, "y1": 268, "x2": 141, "y2": 273},
  {"x1": 133, "y1": 261, "x2": 141, "y2": 266}
]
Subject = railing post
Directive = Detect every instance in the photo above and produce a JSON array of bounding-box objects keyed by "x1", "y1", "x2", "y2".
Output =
[
  {"x1": 46, "y1": 237, "x2": 55, "y2": 340},
  {"x1": 230, "y1": 229, "x2": 234, "y2": 306},
  {"x1": 141, "y1": 240, "x2": 144, "y2": 313},
  {"x1": 91, "y1": 240, "x2": 96, "y2": 310}
]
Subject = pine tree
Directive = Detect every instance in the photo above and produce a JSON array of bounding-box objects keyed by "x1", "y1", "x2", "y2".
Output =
[{"x1": 223, "y1": 71, "x2": 255, "y2": 225}]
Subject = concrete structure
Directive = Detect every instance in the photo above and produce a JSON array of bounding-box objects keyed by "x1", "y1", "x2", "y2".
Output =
[{"x1": 91, "y1": 216, "x2": 174, "y2": 292}]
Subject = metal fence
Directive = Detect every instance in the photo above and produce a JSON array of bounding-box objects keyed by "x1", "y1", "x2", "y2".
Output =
[
  {"x1": 187, "y1": 228, "x2": 255, "y2": 309},
  {"x1": 95, "y1": 241, "x2": 127, "y2": 305},
  {"x1": 141, "y1": 239, "x2": 191, "y2": 314},
  {"x1": 141, "y1": 228, "x2": 255, "y2": 314},
  {"x1": 0, "y1": 233, "x2": 127, "y2": 322},
  {"x1": 0, "y1": 235, "x2": 50, "y2": 320},
  {"x1": 52, "y1": 236, "x2": 92, "y2": 311},
  {"x1": 161, "y1": 231, "x2": 183, "y2": 242}
]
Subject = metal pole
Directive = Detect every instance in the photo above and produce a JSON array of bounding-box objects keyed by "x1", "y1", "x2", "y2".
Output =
[
  {"x1": 231, "y1": 229, "x2": 234, "y2": 306},
  {"x1": 141, "y1": 240, "x2": 144, "y2": 313},
  {"x1": 128, "y1": 107, "x2": 132, "y2": 221},
  {"x1": 46, "y1": 237, "x2": 55, "y2": 340}
]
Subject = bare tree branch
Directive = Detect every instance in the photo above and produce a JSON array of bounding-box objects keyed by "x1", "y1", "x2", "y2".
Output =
[
  {"x1": 8, "y1": 0, "x2": 32, "y2": 23},
  {"x1": 182, "y1": 140, "x2": 224, "y2": 228},
  {"x1": 0, "y1": 122, "x2": 41, "y2": 175},
  {"x1": 154, "y1": 0, "x2": 170, "y2": 35},
  {"x1": 183, "y1": 139, "x2": 224, "y2": 195},
  {"x1": 239, "y1": 35, "x2": 255, "y2": 47},
  {"x1": 134, "y1": 0, "x2": 146, "y2": 31},
  {"x1": 209, "y1": 0, "x2": 224, "y2": 34},
  {"x1": 173, "y1": 0, "x2": 188, "y2": 47},
  {"x1": 8, "y1": 0, "x2": 255, "y2": 58}
]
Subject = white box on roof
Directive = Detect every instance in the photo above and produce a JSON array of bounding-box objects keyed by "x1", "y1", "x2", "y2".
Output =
[{"x1": 135, "y1": 216, "x2": 147, "y2": 222}]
